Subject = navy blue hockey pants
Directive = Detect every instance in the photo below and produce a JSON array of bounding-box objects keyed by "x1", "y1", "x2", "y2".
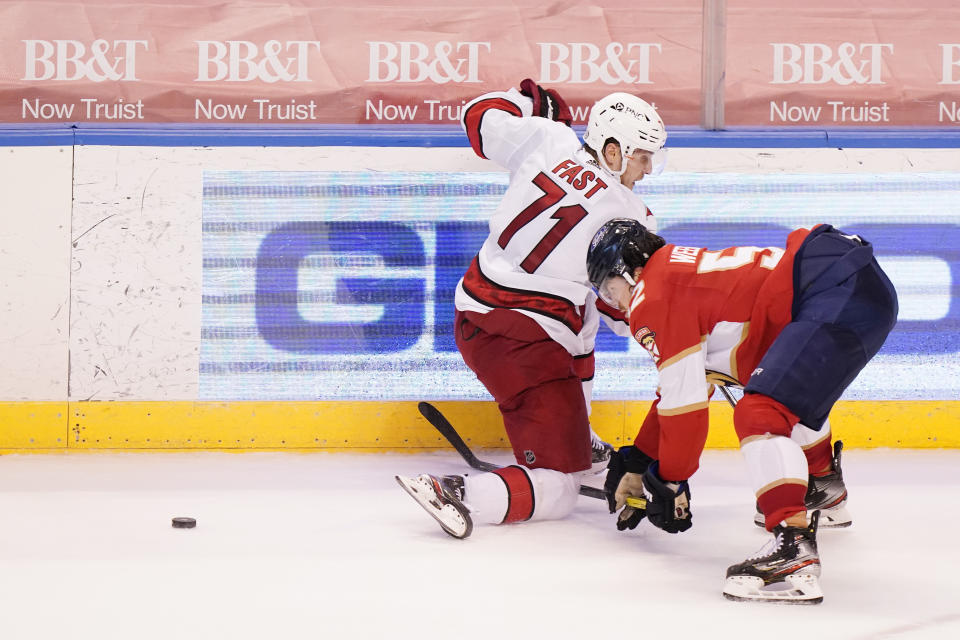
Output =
[{"x1": 744, "y1": 224, "x2": 899, "y2": 430}]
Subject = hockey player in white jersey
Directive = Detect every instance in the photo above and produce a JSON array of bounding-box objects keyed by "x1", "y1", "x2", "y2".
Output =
[{"x1": 397, "y1": 79, "x2": 666, "y2": 538}]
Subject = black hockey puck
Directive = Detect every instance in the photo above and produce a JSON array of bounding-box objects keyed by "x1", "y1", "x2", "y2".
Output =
[{"x1": 171, "y1": 517, "x2": 197, "y2": 529}]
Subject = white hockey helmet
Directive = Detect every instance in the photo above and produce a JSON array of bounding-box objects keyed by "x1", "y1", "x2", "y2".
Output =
[{"x1": 583, "y1": 92, "x2": 666, "y2": 176}]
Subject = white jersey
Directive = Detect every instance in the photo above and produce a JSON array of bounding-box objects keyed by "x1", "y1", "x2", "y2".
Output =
[{"x1": 456, "y1": 88, "x2": 657, "y2": 356}]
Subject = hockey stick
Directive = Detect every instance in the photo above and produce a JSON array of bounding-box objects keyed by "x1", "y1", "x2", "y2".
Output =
[
  {"x1": 417, "y1": 401, "x2": 499, "y2": 473},
  {"x1": 417, "y1": 401, "x2": 608, "y2": 501},
  {"x1": 717, "y1": 384, "x2": 740, "y2": 409}
]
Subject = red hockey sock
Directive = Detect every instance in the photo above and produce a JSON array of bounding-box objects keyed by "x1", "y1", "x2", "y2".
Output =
[
  {"x1": 492, "y1": 466, "x2": 535, "y2": 523},
  {"x1": 757, "y1": 482, "x2": 808, "y2": 531},
  {"x1": 804, "y1": 439, "x2": 834, "y2": 476}
]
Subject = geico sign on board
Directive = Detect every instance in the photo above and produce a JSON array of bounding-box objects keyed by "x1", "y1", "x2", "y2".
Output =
[
  {"x1": 366, "y1": 42, "x2": 490, "y2": 83},
  {"x1": 21, "y1": 39, "x2": 148, "y2": 81},
  {"x1": 770, "y1": 43, "x2": 893, "y2": 85},
  {"x1": 538, "y1": 43, "x2": 662, "y2": 84},
  {"x1": 248, "y1": 220, "x2": 959, "y2": 356},
  {"x1": 195, "y1": 41, "x2": 324, "y2": 82}
]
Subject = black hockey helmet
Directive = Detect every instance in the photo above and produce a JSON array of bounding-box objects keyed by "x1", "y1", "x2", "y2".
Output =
[{"x1": 586, "y1": 218, "x2": 665, "y2": 304}]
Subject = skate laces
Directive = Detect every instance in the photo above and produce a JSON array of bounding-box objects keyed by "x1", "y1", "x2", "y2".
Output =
[
  {"x1": 441, "y1": 475, "x2": 465, "y2": 502},
  {"x1": 590, "y1": 431, "x2": 604, "y2": 450},
  {"x1": 747, "y1": 530, "x2": 786, "y2": 561}
]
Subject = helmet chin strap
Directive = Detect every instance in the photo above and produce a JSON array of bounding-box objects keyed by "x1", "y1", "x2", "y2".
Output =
[{"x1": 598, "y1": 141, "x2": 627, "y2": 179}]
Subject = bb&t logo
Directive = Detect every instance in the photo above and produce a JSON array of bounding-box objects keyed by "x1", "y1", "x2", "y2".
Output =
[
  {"x1": 22, "y1": 39, "x2": 148, "y2": 81},
  {"x1": 940, "y1": 44, "x2": 960, "y2": 84},
  {"x1": 770, "y1": 42, "x2": 893, "y2": 85},
  {"x1": 538, "y1": 43, "x2": 661, "y2": 84},
  {"x1": 195, "y1": 41, "x2": 324, "y2": 82},
  {"x1": 366, "y1": 42, "x2": 490, "y2": 83}
]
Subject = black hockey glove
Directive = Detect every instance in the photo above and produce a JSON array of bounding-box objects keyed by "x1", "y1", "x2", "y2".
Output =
[
  {"x1": 519, "y1": 78, "x2": 573, "y2": 126},
  {"x1": 604, "y1": 446, "x2": 656, "y2": 531},
  {"x1": 642, "y1": 462, "x2": 693, "y2": 534}
]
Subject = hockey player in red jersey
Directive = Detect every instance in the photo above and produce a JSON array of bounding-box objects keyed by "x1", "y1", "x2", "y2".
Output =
[
  {"x1": 396, "y1": 80, "x2": 667, "y2": 538},
  {"x1": 585, "y1": 219, "x2": 897, "y2": 603}
]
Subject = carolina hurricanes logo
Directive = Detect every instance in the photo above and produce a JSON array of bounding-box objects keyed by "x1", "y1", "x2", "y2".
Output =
[{"x1": 634, "y1": 326, "x2": 661, "y2": 364}]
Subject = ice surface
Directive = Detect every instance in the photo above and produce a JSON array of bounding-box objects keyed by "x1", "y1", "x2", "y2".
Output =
[{"x1": 0, "y1": 449, "x2": 958, "y2": 639}]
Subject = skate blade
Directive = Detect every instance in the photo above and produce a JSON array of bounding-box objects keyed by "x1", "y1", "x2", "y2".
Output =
[
  {"x1": 817, "y1": 504, "x2": 852, "y2": 528},
  {"x1": 723, "y1": 574, "x2": 823, "y2": 605},
  {"x1": 395, "y1": 475, "x2": 473, "y2": 540},
  {"x1": 588, "y1": 445, "x2": 613, "y2": 475},
  {"x1": 753, "y1": 505, "x2": 852, "y2": 529},
  {"x1": 587, "y1": 460, "x2": 609, "y2": 475}
]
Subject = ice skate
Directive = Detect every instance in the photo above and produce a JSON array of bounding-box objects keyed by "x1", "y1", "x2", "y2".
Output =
[
  {"x1": 589, "y1": 428, "x2": 615, "y2": 474},
  {"x1": 395, "y1": 474, "x2": 472, "y2": 539},
  {"x1": 724, "y1": 511, "x2": 823, "y2": 604},
  {"x1": 754, "y1": 440, "x2": 851, "y2": 528}
]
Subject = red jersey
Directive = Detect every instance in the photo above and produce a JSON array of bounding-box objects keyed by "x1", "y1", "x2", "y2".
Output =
[{"x1": 627, "y1": 227, "x2": 816, "y2": 481}]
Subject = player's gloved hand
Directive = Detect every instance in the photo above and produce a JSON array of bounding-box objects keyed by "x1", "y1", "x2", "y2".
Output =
[
  {"x1": 642, "y1": 462, "x2": 693, "y2": 534},
  {"x1": 604, "y1": 446, "x2": 655, "y2": 530},
  {"x1": 519, "y1": 78, "x2": 573, "y2": 126},
  {"x1": 612, "y1": 473, "x2": 647, "y2": 530}
]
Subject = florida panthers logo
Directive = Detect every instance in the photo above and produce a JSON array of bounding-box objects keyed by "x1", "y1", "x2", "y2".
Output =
[{"x1": 634, "y1": 326, "x2": 661, "y2": 364}]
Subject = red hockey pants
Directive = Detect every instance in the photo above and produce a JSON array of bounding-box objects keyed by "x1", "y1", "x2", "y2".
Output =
[{"x1": 454, "y1": 309, "x2": 592, "y2": 473}]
